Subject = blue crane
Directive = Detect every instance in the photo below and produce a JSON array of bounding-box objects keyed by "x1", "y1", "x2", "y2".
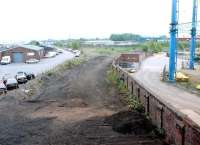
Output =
[
  {"x1": 169, "y1": 0, "x2": 178, "y2": 81},
  {"x1": 189, "y1": 0, "x2": 198, "y2": 69}
]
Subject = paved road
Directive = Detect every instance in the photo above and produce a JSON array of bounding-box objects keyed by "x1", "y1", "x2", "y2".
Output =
[
  {"x1": 133, "y1": 54, "x2": 200, "y2": 126},
  {"x1": 0, "y1": 50, "x2": 74, "y2": 77}
]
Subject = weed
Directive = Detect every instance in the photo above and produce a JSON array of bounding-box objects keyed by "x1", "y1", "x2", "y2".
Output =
[{"x1": 106, "y1": 68, "x2": 143, "y2": 112}]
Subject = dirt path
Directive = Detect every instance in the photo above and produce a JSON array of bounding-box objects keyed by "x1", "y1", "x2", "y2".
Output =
[{"x1": 0, "y1": 56, "x2": 164, "y2": 145}]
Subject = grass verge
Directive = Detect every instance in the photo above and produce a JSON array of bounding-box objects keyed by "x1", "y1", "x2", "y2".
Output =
[
  {"x1": 106, "y1": 68, "x2": 166, "y2": 138},
  {"x1": 45, "y1": 56, "x2": 86, "y2": 77},
  {"x1": 106, "y1": 68, "x2": 143, "y2": 112},
  {"x1": 82, "y1": 47, "x2": 134, "y2": 57}
]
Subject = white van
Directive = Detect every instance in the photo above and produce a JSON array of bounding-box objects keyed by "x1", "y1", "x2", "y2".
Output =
[{"x1": 1, "y1": 56, "x2": 11, "y2": 65}]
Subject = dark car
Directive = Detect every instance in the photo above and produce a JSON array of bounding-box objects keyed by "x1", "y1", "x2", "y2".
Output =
[{"x1": 26, "y1": 73, "x2": 35, "y2": 80}]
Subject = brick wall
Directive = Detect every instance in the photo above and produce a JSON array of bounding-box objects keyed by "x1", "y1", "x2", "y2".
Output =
[{"x1": 112, "y1": 63, "x2": 200, "y2": 145}]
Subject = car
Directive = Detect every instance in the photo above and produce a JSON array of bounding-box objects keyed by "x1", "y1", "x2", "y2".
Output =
[
  {"x1": 44, "y1": 52, "x2": 57, "y2": 58},
  {"x1": 4, "y1": 77, "x2": 19, "y2": 89},
  {"x1": 128, "y1": 68, "x2": 136, "y2": 73},
  {"x1": 6, "y1": 78, "x2": 19, "y2": 89},
  {"x1": 15, "y1": 72, "x2": 28, "y2": 83},
  {"x1": 25, "y1": 58, "x2": 39, "y2": 64},
  {"x1": 0, "y1": 80, "x2": 7, "y2": 94},
  {"x1": 73, "y1": 50, "x2": 81, "y2": 57},
  {"x1": 68, "y1": 48, "x2": 72, "y2": 51},
  {"x1": 3, "y1": 75, "x2": 18, "y2": 90},
  {"x1": 1, "y1": 56, "x2": 11, "y2": 65},
  {"x1": 16, "y1": 72, "x2": 35, "y2": 82},
  {"x1": 26, "y1": 73, "x2": 35, "y2": 80},
  {"x1": 56, "y1": 49, "x2": 63, "y2": 54}
]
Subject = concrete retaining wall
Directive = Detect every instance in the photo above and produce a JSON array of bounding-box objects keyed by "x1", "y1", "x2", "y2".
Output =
[{"x1": 112, "y1": 63, "x2": 200, "y2": 145}]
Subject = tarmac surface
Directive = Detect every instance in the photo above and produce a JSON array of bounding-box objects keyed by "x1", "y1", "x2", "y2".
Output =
[
  {"x1": 0, "y1": 50, "x2": 74, "y2": 78},
  {"x1": 133, "y1": 54, "x2": 200, "y2": 126}
]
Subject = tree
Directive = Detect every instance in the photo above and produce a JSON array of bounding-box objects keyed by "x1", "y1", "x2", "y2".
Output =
[
  {"x1": 29, "y1": 40, "x2": 40, "y2": 46},
  {"x1": 67, "y1": 40, "x2": 80, "y2": 50},
  {"x1": 110, "y1": 33, "x2": 144, "y2": 42}
]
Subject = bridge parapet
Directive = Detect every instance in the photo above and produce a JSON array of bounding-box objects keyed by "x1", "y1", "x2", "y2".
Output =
[{"x1": 112, "y1": 60, "x2": 200, "y2": 145}]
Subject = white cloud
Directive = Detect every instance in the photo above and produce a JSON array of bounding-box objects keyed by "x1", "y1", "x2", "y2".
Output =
[{"x1": 0, "y1": 0, "x2": 196, "y2": 42}]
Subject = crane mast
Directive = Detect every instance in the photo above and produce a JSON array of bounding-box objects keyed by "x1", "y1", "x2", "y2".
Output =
[
  {"x1": 189, "y1": 0, "x2": 198, "y2": 69},
  {"x1": 169, "y1": 0, "x2": 178, "y2": 81}
]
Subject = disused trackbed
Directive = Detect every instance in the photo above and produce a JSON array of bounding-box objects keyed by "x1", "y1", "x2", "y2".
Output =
[{"x1": 0, "y1": 56, "x2": 163, "y2": 145}]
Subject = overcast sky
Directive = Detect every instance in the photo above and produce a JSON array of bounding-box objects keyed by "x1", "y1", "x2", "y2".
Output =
[{"x1": 0, "y1": 0, "x2": 195, "y2": 43}]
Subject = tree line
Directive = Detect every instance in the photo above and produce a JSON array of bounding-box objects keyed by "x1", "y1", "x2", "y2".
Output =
[{"x1": 110, "y1": 33, "x2": 145, "y2": 41}]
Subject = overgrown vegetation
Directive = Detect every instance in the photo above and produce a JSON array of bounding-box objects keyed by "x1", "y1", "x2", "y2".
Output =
[
  {"x1": 82, "y1": 47, "x2": 134, "y2": 57},
  {"x1": 106, "y1": 69, "x2": 143, "y2": 112},
  {"x1": 106, "y1": 68, "x2": 166, "y2": 138},
  {"x1": 45, "y1": 57, "x2": 86, "y2": 76},
  {"x1": 137, "y1": 41, "x2": 168, "y2": 53}
]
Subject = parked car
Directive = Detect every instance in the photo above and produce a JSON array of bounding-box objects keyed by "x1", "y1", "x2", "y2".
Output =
[
  {"x1": 6, "y1": 78, "x2": 19, "y2": 89},
  {"x1": 25, "y1": 58, "x2": 39, "y2": 64},
  {"x1": 56, "y1": 49, "x2": 63, "y2": 54},
  {"x1": 68, "y1": 48, "x2": 72, "y2": 52},
  {"x1": 73, "y1": 50, "x2": 81, "y2": 57},
  {"x1": 1, "y1": 56, "x2": 11, "y2": 65},
  {"x1": 44, "y1": 52, "x2": 57, "y2": 58},
  {"x1": 3, "y1": 74, "x2": 18, "y2": 90},
  {"x1": 15, "y1": 72, "x2": 28, "y2": 83},
  {"x1": 0, "y1": 80, "x2": 7, "y2": 94},
  {"x1": 26, "y1": 73, "x2": 35, "y2": 80},
  {"x1": 72, "y1": 50, "x2": 78, "y2": 53},
  {"x1": 15, "y1": 72, "x2": 35, "y2": 83}
]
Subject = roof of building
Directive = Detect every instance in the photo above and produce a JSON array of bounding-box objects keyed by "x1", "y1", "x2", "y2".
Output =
[
  {"x1": 17, "y1": 45, "x2": 44, "y2": 51},
  {"x1": 39, "y1": 45, "x2": 55, "y2": 50},
  {"x1": 0, "y1": 47, "x2": 8, "y2": 52}
]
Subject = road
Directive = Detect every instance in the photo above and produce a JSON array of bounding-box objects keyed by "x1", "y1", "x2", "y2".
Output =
[
  {"x1": 133, "y1": 54, "x2": 200, "y2": 126},
  {"x1": 0, "y1": 50, "x2": 74, "y2": 77}
]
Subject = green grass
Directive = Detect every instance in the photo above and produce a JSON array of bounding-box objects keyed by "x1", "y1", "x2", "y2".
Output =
[
  {"x1": 106, "y1": 68, "x2": 143, "y2": 112},
  {"x1": 82, "y1": 47, "x2": 134, "y2": 57},
  {"x1": 44, "y1": 56, "x2": 86, "y2": 77}
]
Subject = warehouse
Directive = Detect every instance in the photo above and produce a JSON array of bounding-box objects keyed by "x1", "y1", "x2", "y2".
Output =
[{"x1": 0, "y1": 45, "x2": 44, "y2": 63}]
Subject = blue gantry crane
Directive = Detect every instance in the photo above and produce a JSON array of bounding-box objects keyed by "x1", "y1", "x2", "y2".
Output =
[
  {"x1": 169, "y1": 0, "x2": 178, "y2": 81},
  {"x1": 189, "y1": 0, "x2": 198, "y2": 70},
  {"x1": 169, "y1": 0, "x2": 198, "y2": 81}
]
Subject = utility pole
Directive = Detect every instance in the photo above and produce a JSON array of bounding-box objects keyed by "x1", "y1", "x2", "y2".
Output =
[
  {"x1": 169, "y1": 0, "x2": 178, "y2": 81},
  {"x1": 189, "y1": 0, "x2": 198, "y2": 69}
]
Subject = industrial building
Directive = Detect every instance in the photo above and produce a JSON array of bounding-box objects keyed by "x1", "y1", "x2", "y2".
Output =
[{"x1": 0, "y1": 45, "x2": 44, "y2": 63}]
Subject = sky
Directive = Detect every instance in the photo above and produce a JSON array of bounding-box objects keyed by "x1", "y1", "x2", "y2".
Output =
[{"x1": 0, "y1": 0, "x2": 195, "y2": 43}]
